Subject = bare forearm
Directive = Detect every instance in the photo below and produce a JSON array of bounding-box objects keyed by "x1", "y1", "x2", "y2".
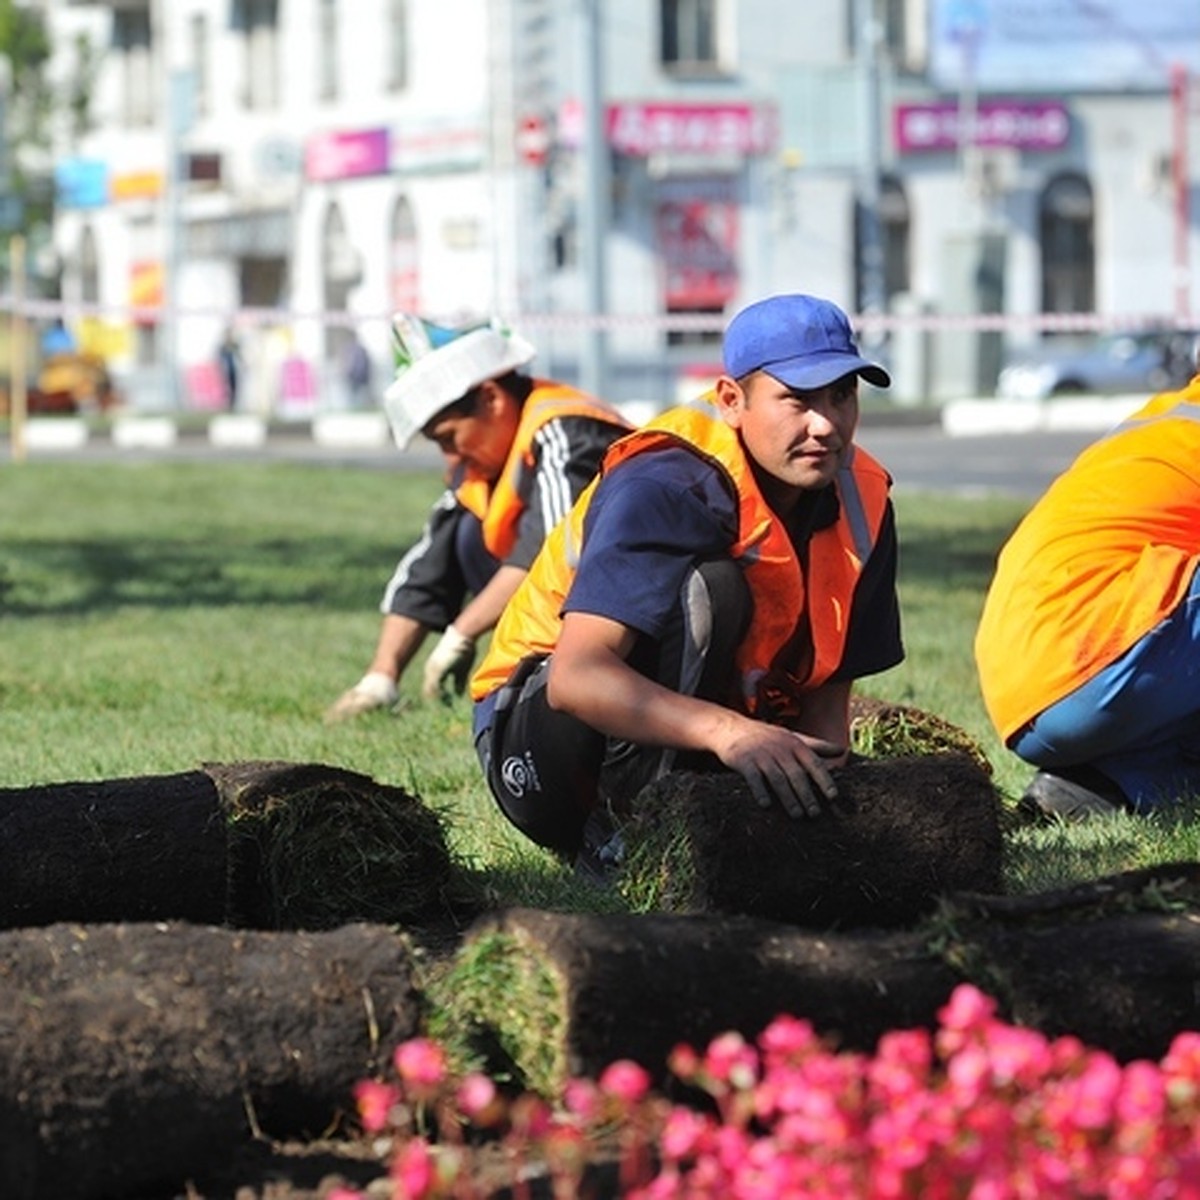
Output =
[
  {"x1": 547, "y1": 620, "x2": 843, "y2": 819},
  {"x1": 368, "y1": 613, "x2": 431, "y2": 679},
  {"x1": 548, "y1": 651, "x2": 741, "y2": 755},
  {"x1": 452, "y1": 565, "x2": 527, "y2": 640}
]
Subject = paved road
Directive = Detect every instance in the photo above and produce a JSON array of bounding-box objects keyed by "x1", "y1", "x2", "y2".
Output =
[
  {"x1": 858, "y1": 425, "x2": 1092, "y2": 500},
  {"x1": 5, "y1": 421, "x2": 1096, "y2": 501}
]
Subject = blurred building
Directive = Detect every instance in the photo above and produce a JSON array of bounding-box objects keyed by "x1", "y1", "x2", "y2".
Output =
[{"x1": 45, "y1": 1, "x2": 1200, "y2": 409}]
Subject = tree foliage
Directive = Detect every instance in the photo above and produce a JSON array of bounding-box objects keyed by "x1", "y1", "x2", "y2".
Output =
[{"x1": 0, "y1": 1, "x2": 97, "y2": 275}]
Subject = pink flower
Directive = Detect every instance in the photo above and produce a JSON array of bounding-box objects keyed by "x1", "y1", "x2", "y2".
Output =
[
  {"x1": 1072, "y1": 1052, "x2": 1123, "y2": 1130},
  {"x1": 600, "y1": 1059, "x2": 652, "y2": 1107},
  {"x1": 1117, "y1": 1060, "x2": 1167, "y2": 1130},
  {"x1": 939, "y1": 982, "x2": 998, "y2": 1031},
  {"x1": 667, "y1": 1041, "x2": 701, "y2": 1082},
  {"x1": 564, "y1": 1076, "x2": 601, "y2": 1123},
  {"x1": 326, "y1": 1189, "x2": 365, "y2": 1200},
  {"x1": 983, "y1": 1024, "x2": 1053, "y2": 1089},
  {"x1": 659, "y1": 1106, "x2": 713, "y2": 1162},
  {"x1": 1163, "y1": 1030, "x2": 1200, "y2": 1106},
  {"x1": 353, "y1": 1078, "x2": 400, "y2": 1133},
  {"x1": 456, "y1": 1072, "x2": 504, "y2": 1127},
  {"x1": 758, "y1": 1013, "x2": 820, "y2": 1066},
  {"x1": 393, "y1": 1038, "x2": 447, "y2": 1096},
  {"x1": 390, "y1": 1137, "x2": 437, "y2": 1199},
  {"x1": 702, "y1": 1030, "x2": 759, "y2": 1092},
  {"x1": 946, "y1": 1043, "x2": 991, "y2": 1104}
]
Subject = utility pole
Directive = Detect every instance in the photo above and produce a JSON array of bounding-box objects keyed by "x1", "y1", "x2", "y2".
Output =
[
  {"x1": 164, "y1": 66, "x2": 194, "y2": 411},
  {"x1": 578, "y1": 0, "x2": 608, "y2": 399},
  {"x1": 1171, "y1": 62, "x2": 1191, "y2": 321},
  {"x1": 855, "y1": 0, "x2": 887, "y2": 331}
]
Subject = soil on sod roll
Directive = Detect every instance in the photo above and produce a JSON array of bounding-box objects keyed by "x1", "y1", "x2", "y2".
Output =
[
  {"x1": 0, "y1": 769, "x2": 229, "y2": 928},
  {"x1": 0, "y1": 704, "x2": 1190, "y2": 1199},
  {"x1": 0, "y1": 920, "x2": 422, "y2": 1200},
  {"x1": 0, "y1": 760, "x2": 464, "y2": 933},
  {"x1": 620, "y1": 752, "x2": 1004, "y2": 927},
  {"x1": 434, "y1": 862, "x2": 1200, "y2": 1098}
]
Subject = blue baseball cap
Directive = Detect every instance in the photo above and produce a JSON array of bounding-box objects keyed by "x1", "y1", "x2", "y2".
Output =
[{"x1": 723, "y1": 294, "x2": 890, "y2": 390}]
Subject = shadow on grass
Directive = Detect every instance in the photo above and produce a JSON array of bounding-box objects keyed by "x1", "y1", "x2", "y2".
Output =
[
  {"x1": 893, "y1": 504, "x2": 1025, "y2": 594},
  {"x1": 0, "y1": 532, "x2": 406, "y2": 617}
]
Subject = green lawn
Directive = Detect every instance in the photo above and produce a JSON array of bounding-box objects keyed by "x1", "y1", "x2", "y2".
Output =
[{"x1": 1, "y1": 460, "x2": 1194, "y2": 903}]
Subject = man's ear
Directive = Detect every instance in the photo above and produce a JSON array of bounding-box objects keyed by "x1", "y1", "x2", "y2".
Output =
[
  {"x1": 477, "y1": 378, "x2": 507, "y2": 416},
  {"x1": 712, "y1": 373, "x2": 746, "y2": 429}
]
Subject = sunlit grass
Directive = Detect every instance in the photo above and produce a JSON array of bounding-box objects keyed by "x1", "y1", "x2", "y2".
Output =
[{"x1": 0, "y1": 461, "x2": 1191, "y2": 903}]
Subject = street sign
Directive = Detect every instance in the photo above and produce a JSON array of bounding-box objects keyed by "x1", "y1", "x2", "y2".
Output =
[{"x1": 516, "y1": 114, "x2": 550, "y2": 166}]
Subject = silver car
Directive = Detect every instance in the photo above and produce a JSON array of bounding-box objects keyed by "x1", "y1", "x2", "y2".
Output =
[{"x1": 996, "y1": 328, "x2": 1199, "y2": 400}]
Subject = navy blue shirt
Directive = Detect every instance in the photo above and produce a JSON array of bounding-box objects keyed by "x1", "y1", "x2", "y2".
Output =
[{"x1": 565, "y1": 446, "x2": 903, "y2": 682}]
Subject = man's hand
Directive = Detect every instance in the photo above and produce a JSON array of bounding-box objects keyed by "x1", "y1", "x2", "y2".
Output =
[
  {"x1": 324, "y1": 671, "x2": 399, "y2": 723},
  {"x1": 714, "y1": 721, "x2": 843, "y2": 818},
  {"x1": 421, "y1": 625, "x2": 477, "y2": 701}
]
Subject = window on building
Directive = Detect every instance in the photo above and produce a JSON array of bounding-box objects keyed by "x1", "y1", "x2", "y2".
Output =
[
  {"x1": 318, "y1": 0, "x2": 339, "y2": 102},
  {"x1": 113, "y1": 6, "x2": 153, "y2": 128},
  {"x1": 236, "y1": 0, "x2": 280, "y2": 110},
  {"x1": 847, "y1": 0, "x2": 927, "y2": 74},
  {"x1": 1040, "y1": 172, "x2": 1094, "y2": 315},
  {"x1": 855, "y1": 174, "x2": 910, "y2": 312},
  {"x1": 189, "y1": 13, "x2": 209, "y2": 118},
  {"x1": 660, "y1": 0, "x2": 726, "y2": 75},
  {"x1": 388, "y1": 0, "x2": 409, "y2": 91}
]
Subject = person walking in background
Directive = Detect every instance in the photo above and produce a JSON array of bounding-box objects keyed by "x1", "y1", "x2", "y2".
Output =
[
  {"x1": 344, "y1": 335, "x2": 373, "y2": 408},
  {"x1": 975, "y1": 367, "x2": 1200, "y2": 820},
  {"x1": 217, "y1": 327, "x2": 240, "y2": 410},
  {"x1": 470, "y1": 294, "x2": 904, "y2": 879},
  {"x1": 324, "y1": 314, "x2": 632, "y2": 722}
]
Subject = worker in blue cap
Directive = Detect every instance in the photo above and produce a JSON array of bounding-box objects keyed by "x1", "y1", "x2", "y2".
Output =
[{"x1": 470, "y1": 294, "x2": 904, "y2": 879}]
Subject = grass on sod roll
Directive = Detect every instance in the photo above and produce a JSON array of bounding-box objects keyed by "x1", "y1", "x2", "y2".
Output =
[{"x1": 2, "y1": 459, "x2": 1196, "y2": 910}]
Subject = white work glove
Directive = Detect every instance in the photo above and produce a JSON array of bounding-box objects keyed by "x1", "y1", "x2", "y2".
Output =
[
  {"x1": 421, "y1": 625, "x2": 477, "y2": 701},
  {"x1": 324, "y1": 671, "x2": 399, "y2": 723}
]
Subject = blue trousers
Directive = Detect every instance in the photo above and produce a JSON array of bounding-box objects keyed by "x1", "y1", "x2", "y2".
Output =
[{"x1": 1011, "y1": 562, "x2": 1200, "y2": 812}]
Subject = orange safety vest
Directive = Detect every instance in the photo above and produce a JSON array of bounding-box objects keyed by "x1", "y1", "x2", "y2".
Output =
[
  {"x1": 472, "y1": 396, "x2": 893, "y2": 719},
  {"x1": 975, "y1": 376, "x2": 1200, "y2": 742},
  {"x1": 453, "y1": 380, "x2": 630, "y2": 561}
]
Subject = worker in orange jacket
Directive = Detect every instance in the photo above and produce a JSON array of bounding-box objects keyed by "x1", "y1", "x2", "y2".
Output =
[
  {"x1": 325, "y1": 315, "x2": 630, "y2": 721},
  {"x1": 975, "y1": 370, "x2": 1200, "y2": 818},
  {"x1": 471, "y1": 294, "x2": 904, "y2": 879}
]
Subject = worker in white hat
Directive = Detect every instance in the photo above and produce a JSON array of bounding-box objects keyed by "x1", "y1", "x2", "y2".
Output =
[{"x1": 325, "y1": 314, "x2": 632, "y2": 721}]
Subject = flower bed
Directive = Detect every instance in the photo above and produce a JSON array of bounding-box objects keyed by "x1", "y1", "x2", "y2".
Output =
[{"x1": 339, "y1": 984, "x2": 1200, "y2": 1199}]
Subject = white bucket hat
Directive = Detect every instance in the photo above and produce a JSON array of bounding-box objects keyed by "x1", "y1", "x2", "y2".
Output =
[{"x1": 383, "y1": 314, "x2": 537, "y2": 448}]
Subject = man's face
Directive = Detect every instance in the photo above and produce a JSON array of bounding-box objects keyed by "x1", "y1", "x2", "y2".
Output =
[
  {"x1": 715, "y1": 369, "x2": 859, "y2": 502},
  {"x1": 422, "y1": 381, "x2": 520, "y2": 482}
]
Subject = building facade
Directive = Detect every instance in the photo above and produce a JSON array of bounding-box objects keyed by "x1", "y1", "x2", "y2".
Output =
[{"x1": 44, "y1": 0, "x2": 1200, "y2": 410}]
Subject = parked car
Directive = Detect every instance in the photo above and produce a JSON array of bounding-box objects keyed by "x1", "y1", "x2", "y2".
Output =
[{"x1": 996, "y1": 328, "x2": 1200, "y2": 400}]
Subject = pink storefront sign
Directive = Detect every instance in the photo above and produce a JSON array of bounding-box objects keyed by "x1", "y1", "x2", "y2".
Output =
[
  {"x1": 894, "y1": 100, "x2": 1070, "y2": 154},
  {"x1": 604, "y1": 102, "x2": 777, "y2": 157},
  {"x1": 305, "y1": 128, "x2": 391, "y2": 181}
]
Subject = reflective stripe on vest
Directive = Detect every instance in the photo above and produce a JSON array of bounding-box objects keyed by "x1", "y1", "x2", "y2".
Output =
[
  {"x1": 599, "y1": 404, "x2": 890, "y2": 716},
  {"x1": 471, "y1": 397, "x2": 891, "y2": 715}
]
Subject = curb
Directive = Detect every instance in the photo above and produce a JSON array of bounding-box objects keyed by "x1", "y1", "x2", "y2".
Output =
[
  {"x1": 940, "y1": 394, "x2": 1144, "y2": 436},
  {"x1": 13, "y1": 395, "x2": 1146, "y2": 454}
]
